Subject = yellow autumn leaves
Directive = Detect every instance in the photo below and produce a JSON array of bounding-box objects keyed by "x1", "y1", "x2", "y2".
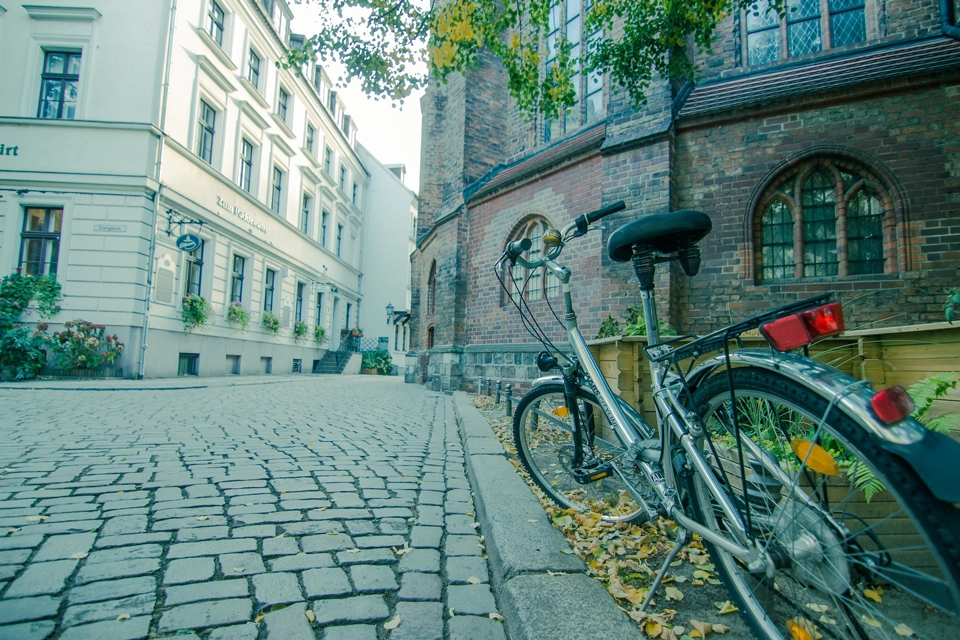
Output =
[{"x1": 429, "y1": 0, "x2": 483, "y2": 69}]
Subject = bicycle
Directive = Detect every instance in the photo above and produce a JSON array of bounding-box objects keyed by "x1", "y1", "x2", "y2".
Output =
[{"x1": 497, "y1": 201, "x2": 960, "y2": 640}]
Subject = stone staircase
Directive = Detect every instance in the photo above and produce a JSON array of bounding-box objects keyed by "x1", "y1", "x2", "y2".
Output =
[{"x1": 312, "y1": 349, "x2": 351, "y2": 374}]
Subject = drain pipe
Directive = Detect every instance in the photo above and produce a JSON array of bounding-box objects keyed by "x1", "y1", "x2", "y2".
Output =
[
  {"x1": 137, "y1": 0, "x2": 178, "y2": 379},
  {"x1": 944, "y1": 0, "x2": 960, "y2": 39}
]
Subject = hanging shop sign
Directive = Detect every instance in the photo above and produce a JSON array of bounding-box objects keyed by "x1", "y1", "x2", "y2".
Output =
[
  {"x1": 216, "y1": 196, "x2": 267, "y2": 234},
  {"x1": 176, "y1": 233, "x2": 202, "y2": 252}
]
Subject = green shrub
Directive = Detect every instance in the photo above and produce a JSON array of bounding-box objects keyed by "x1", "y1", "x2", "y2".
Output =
[
  {"x1": 50, "y1": 319, "x2": 123, "y2": 369},
  {"x1": 0, "y1": 325, "x2": 49, "y2": 380}
]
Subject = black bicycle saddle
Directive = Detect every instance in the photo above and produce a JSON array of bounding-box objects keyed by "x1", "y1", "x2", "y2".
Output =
[{"x1": 607, "y1": 210, "x2": 712, "y2": 262}]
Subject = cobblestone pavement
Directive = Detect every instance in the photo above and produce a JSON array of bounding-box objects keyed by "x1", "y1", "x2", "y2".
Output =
[{"x1": 0, "y1": 376, "x2": 505, "y2": 640}]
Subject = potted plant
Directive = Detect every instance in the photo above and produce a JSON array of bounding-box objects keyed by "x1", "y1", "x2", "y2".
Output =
[
  {"x1": 314, "y1": 325, "x2": 327, "y2": 345},
  {"x1": 293, "y1": 320, "x2": 308, "y2": 343},
  {"x1": 181, "y1": 294, "x2": 212, "y2": 332},
  {"x1": 350, "y1": 326, "x2": 364, "y2": 337},
  {"x1": 340, "y1": 327, "x2": 350, "y2": 340},
  {"x1": 262, "y1": 311, "x2": 281, "y2": 334},
  {"x1": 226, "y1": 301, "x2": 249, "y2": 332},
  {"x1": 360, "y1": 349, "x2": 392, "y2": 375}
]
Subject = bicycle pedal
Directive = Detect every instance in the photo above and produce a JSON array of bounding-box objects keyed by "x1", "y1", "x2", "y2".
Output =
[{"x1": 573, "y1": 461, "x2": 614, "y2": 484}]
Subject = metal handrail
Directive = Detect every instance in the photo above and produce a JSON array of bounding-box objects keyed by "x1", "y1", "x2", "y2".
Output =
[{"x1": 334, "y1": 335, "x2": 360, "y2": 367}]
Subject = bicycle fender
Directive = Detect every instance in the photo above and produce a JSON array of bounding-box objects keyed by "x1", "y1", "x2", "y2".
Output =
[
  {"x1": 878, "y1": 430, "x2": 960, "y2": 503},
  {"x1": 686, "y1": 350, "x2": 960, "y2": 502}
]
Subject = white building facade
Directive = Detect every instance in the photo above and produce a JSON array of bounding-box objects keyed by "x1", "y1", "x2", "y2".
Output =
[
  {"x1": 0, "y1": 0, "x2": 383, "y2": 377},
  {"x1": 356, "y1": 145, "x2": 416, "y2": 368}
]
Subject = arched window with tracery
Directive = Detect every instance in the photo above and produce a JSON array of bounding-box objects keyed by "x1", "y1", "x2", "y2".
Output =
[
  {"x1": 426, "y1": 261, "x2": 436, "y2": 315},
  {"x1": 755, "y1": 158, "x2": 895, "y2": 282},
  {"x1": 503, "y1": 217, "x2": 559, "y2": 304}
]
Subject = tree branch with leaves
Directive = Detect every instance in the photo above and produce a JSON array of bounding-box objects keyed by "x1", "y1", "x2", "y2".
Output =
[{"x1": 288, "y1": 0, "x2": 769, "y2": 120}]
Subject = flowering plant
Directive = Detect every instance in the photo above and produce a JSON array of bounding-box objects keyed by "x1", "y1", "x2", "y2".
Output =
[
  {"x1": 226, "y1": 301, "x2": 249, "y2": 331},
  {"x1": 262, "y1": 311, "x2": 281, "y2": 334},
  {"x1": 350, "y1": 326, "x2": 364, "y2": 337},
  {"x1": 314, "y1": 325, "x2": 327, "y2": 345},
  {"x1": 50, "y1": 319, "x2": 123, "y2": 369},
  {"x1": 293, "y1": 320, "x2": 308, "y2": 343},
  {"x1": 181, "y1": 295, "x2": 212, "y2": 332}
]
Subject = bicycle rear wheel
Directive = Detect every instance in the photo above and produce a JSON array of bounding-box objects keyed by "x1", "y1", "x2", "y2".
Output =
[
  {"x1": 689, "y1": 367, "x2": 960, "y2": 640},
  {"x1": 513, "y1": 382, "x2": 647, "y2": 522}
]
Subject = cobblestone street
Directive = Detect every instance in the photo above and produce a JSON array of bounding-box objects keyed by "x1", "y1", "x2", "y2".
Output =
[{"x1": 0, "y1": 376, "x2": 505, "y2": 640}]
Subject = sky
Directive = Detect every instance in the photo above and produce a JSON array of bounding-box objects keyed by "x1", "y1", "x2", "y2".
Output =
[{"x1": 289, "y1": 8, "x2": 425, "y2": 193}]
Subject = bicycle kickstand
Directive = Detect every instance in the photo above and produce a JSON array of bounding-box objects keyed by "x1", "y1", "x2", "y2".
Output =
[{"x1": 639, "y1": 528, "x2": 690, "y2": 612}]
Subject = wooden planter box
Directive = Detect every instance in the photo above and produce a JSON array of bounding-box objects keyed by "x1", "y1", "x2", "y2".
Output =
[{"x1": 360, "y1": 368, "x2": 379, "y2": 375}]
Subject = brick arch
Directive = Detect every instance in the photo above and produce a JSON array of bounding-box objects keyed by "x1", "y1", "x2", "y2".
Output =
[
  {"x1": 503, "y1": 211, "x2": 558, "y2": 249},
  {"x1": 743, "y1": 147, "x2": 908, "y2": 280}
]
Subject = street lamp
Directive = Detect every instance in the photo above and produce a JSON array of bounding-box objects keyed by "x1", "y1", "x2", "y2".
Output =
[{"x1": 385, "y1": 303, "x2": 394, "y2": 325}]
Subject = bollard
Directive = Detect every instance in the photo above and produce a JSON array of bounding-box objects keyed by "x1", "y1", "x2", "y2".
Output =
[
  {"x1": 495, "y1": 380, "x2": 502, "y2": 405},
  {"x1": 487, "y1": 378, "x2": 492, "y2": 396},
  {"x1": 478, "y1": 377, "x2": 483, "y2": 396},
  {"x1": 505, "y1": 384, "x2": 513, "y2": 416}
]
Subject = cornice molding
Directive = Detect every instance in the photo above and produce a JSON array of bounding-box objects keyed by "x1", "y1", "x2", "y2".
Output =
[
  {"x1": 196, "y1": 28, "x2": 237, "y2": 71},
  {"x1": 239, "y1": 77, "x2": 270, "y2": 108},
  {"x1": 235, "y1": 99, "x2": 270, "y2": 131},
  {"x1": 196, "y1": 55, "x2": 237, "y2": 94},
  {"x1": 269, "y1": 133, "x2": 296, "y2": 159},
  {"x1": 23, "y1": 5, "x2": 101, "y2": 20}
]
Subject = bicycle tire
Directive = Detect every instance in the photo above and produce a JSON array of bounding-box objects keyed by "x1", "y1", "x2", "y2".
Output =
[
  {"x1": 513, "y1": 382, "x2": 647, "y2": 523},
  {"x1": 688, "y1": 367, "x2": 960, "y2": 640}
]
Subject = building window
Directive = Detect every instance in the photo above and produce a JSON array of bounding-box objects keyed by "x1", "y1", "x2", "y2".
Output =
[
  {"x1": 324, "y1": 147, "x2": 333, "y2": 174},
  {"x1": 295, "y1": 282, "x2": 305, "y2": 322},
  {"x1": 178, "y1": 353, "x2": 200, "y2": 376},
  {"x1": 316, "y1": 292, "x2": 324, "y2": 328},
  {"x1": 543, "y1": 1, "x2": 604, "y2": 143},
  {"x1": 19, "y1": 207, "x2": 63, "y2": 276},
  {"x1": 301, "y1": 194, "x2": 311, "y2": 234},
  {"x1": 196, "y1": 100, "x2": 216, "y2": 164},
  {"x1": 207, "y1": 1, "x2": 225, "y2": 46},
  {"x1": 230, "y1": 255, "x2": 245, "y2": 302},
  {"x1": 270, "y1": 166, "x2": 284, "y2": 214},
  {"x1": 744, "y1": 0, "x2": 866, "y2": 66},
  {"x1": 427, "y1": 325, "x2": 435, "y2": 349},
  {"x1": 336, "y1": 224, "x2": 343, "y2": 257},
  {"x1": 321, "y1": 210, "x2": 329, "y2": 246},
  {"x1": 38, "y1": 51, "x2": 81, "y2": 120},
  {"x1": 248, "y1": 49, "x2": 261, "y2": 90},
  {"x1": 352, "y1": 183, "x2": 358, "y2": 206},
  {"x1": 339, "y1": 166, "x2": 346, "y2": 191},
  {"x1": 426, "y1": 261, "x2": 436, "y2": 315},
  {"x1": 263, "y1": 268, "x2": 276, "y2": 312},
  {"x1": 504, "y1": 218, "x2": 558, "y2": 303},
  {"x1": 184, "y1": 240, "x2": 204, "y2": 297},
  {"x1": 346, "y1": 302, "x2": 352, "y2": 328},
  {"x1": 755, "y1": 158, "x2": 892, "y2": 281},
  {"x1": 238, "y1": 139, "x2": 254, "y2": 192},
  {"x1": 305, "y1": 124, "x2": 315, "y2": 154},
  {"x1": 277, "y1": 87, "x2": 289, "y2": 122}
]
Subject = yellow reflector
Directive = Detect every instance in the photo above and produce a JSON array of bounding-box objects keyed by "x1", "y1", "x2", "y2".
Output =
[
  {"x1": 791, "y1": 440, "x2": 840, "y2": 476},
  {"x1": 552, "y1": 406, "x2": 570, "y2": 418},
  {"x1": 787, "y1": 620, "x2": 814, "y2": 640}
]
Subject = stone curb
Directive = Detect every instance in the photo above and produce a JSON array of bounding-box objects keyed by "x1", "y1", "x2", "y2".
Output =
[
  {"x1": 452, "y1": 391, "x2": 639, "y2": 640},
  {"x1": 0, "y1": 373, "x2": 391, "y2": 392}
]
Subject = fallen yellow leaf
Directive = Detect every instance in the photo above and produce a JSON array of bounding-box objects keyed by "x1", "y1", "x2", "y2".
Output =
[
  {"x1": 467, "y1": 576, "x2": 482, "y2": 584},
  {"x1": 863, "y1": 588, "x2": 882, "y2": 604},
  {"x1": 664, "y1": 586, "x2": 684, "y2": 601},
  {"x1": 116, "y1": 614, "x2": 130, "y2": 621},
  {"x1": 716, "y1": 600, "x2": 738, "y2": 615},
  {"x1": 383, "y1": 615, "x2": 401, "y2": 630},
  {"x1": 255, "y1": 614, "x2": 265, "y2": 623},
  {"x1": 489, "y1": 612, "x2": 504, "y2": 622},
  {"x1": 233, "y1": 567, "x2": 246, "y2": 573},
  {"x1": 861, "y1": 616, "x2": 882, "y2": 628},
  {"x1": 894, "y1": 623, "x2": 914, "y2": 637},
  {"x1": 196, "y1": 516, "x2": 209, "y2": 521},
  {"x1": 645, "y1": 620, "x2": 663, "y2": 637},
  {"x1": 804, "y1": 603, "x2": 828, "y2": 613},
  {"x1": 70, "y1": 552, "x2": 88, "y2": 559},
  {"x1": 305, "y1": 609, "x2": 315, "y2": 623}
]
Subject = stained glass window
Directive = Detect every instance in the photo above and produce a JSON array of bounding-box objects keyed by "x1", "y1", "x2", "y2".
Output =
[
  {"x1": 847, "y1": 190, "x2": 884, "y2": 274},
  {"x1": 761, "y1": 200, "x2": 794, "y2": 280},
  {"x1": 801, "y1": 170, "x2": 838, "y2": 277},
  {"x1": 747, "y1": 0, "x2": 780, "y2": 65},
  {"x1": 829, "y1": 0, "x2": 866, "y2": 47}
]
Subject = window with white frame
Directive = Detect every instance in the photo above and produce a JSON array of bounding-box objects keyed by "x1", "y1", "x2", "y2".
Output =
[
  {"x1": 321, "y1": 210, "x2": 329, "y2": 246},
  {"x1": 336, "y1": 223, "x2": 343, "y2": 257},
  {"x1": 270, "y1": 166, "x2": 284, "y2": 214},
  {"x1": 207, "y1": 1, "x2": 225, "y2": 46},
  {"x1": 38, "y1": 51, "x2": 81, "y2": 120},
  {"x1": 238, "y1": 138, "x2": 255, "y2": 192},
  {"x1": 543, "y1": 0, "x2": 604, "y2": 143},
  {"x1": 315, "y1": 292, "x2": 324, "y2": 328},
  {"x1": 183, "y1": 240, "x2": 204, "y2": 297},
  {"x1": 301, "y1": 194, "x2": 312, "y2": 234},
  {"x1": 324, "y1": 146, "x2": 333, "y2": 174},
  {"x1": 339, "y1": 165, "x2": 346, "y2": 191},
  {"x1": 352, "y1": 183, "x2": 359, "y2": 206},
  {"x1": 263, "y1": 268, "x2": 276, "y2": 312},
  {"x1": 230, "y1": 255, "x2": 245, "y2": 302},
  {"x1": 305, "y1": 124, "x2": 315, "y2": 155},
  {"x1": 196, "y1": 100, "x2": 217, "y2": 164},
  {"x1": 277, "y1": 87, "x2": 289, "y2": 122},
  {"x1": 745, "y1": 0, "x2": 867, "y2": 66},
  {"x1": 247, "y1": 49, "x2": 261, "y2": 90},
  {"x1": 295, "y1": 282, "x2": 305, "y2": 322},
  {"x1": 19, "y1": 207, "x2": 63, "y2": 276}
]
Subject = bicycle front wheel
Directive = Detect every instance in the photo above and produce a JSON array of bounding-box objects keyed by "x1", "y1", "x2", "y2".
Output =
[
  {"x1": 689, "y1": 367, "x2": 960, "y2": 640},
  {"x1": 513, "y1": 383, "x2": 647, "y2": 523}
]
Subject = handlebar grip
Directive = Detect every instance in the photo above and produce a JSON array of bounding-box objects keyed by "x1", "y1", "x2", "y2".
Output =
[
  {"x1": 506, "y1": 238, "x2": 532, "y2": 262},
  {"x1": 587, "y1": 200, "x2": 626, "y2": 223}
]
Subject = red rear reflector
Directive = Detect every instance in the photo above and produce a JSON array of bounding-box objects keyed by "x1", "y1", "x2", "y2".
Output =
[
  {"x1": 760, "y1": 315, "x2": 811, "y2": 351},
  {"x1": 800, "y1": 302, "x2": 845, "y2": 339},
  {"x1": 871, "y1": 386, "x2": 915, "y2": 424}
]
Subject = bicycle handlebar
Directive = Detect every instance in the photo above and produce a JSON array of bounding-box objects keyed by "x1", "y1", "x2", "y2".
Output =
[
  {"x1": 505, "y1": 237, "x2": 532, "y2": 263},
  {"x1": 575, "y1": 200, "x2": 626, "y2": 234}
]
